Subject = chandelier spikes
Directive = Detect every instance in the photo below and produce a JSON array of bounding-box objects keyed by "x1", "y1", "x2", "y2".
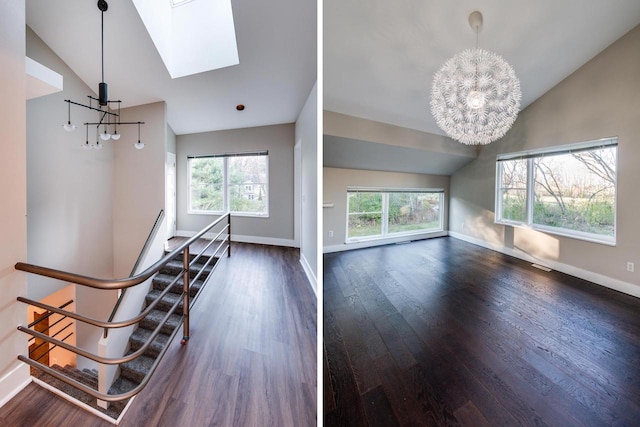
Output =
[
  {"x1": 430, "y1": 11, "x2": 521, "y2": 145},
  {"x1": 63, "y1": 0, "x2": 145, "y2": 150}
]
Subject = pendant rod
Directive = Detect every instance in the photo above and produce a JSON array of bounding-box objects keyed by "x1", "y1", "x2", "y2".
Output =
[
  {"x1": 83, "y1": 121, "x2": 145, "y2": 126},
  {"x1": 64, "y1": 99, "x2": 118, "y2": 117},
  {"x1": 101, "y1": 6, "x2": 105, "y2": 83}
]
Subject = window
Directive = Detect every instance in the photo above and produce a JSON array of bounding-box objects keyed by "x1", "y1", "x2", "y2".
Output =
[
  {"x1": 347, "y1": 188, "x2": 444, "y2": 241},
  {"x1": 188, "y1": 152, "x2": 268, "y2": 216},
  {"x1": 496, "y1": 138, "x2": 617, "y2": 244},
  {"x1": 347, "y1": 192, "x2": 383, "y2": 238}
]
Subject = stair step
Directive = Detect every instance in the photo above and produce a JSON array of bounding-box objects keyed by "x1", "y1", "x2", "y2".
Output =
[
  {"x1": 102, "y1": 244, "x2": 215, "y2": 402},
  {"x1": 82, "y1": 368, "x2": 98, "y2": 377},
  {"x1": 55, "y1": 364, "x2": 98, "y2": 389},
  {"x1": 165, "y1": 250, "x2": 215, "y2": 264},
  {"x1": 129, "y1": 327, "x2": 171, "y2": 358},
  {"x1": 33, "y1": 366, "x2": 98, "y2": 407},
  {"x1": 145, "y1": 289, "x2": 184, "y2": 312},
  {"x1": 108, "y1": 376, "x2": 139, "y2": 396},
  {"x1": 152, "y1": 274, "x2": 204, "y2": 296},
  {"x1": 119, "y1": 354, "x2": 156, "y2": 384},
  {"x1": 159, "y1": 259, "x2": 215, "y2": 278},
  {"x1": 140, "y1": 309, "x2": 182, "y2": 335}
]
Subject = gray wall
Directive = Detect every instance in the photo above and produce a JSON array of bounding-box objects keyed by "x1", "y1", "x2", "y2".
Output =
[
  {"x1": 113, "y1": 101, "x2": 167, "y2": 278},
  {"x1": 25, "y1": 31, "x2": 169, "y2": 367},
  {"x1": 26, "y1": 28, "x2": 115, "y2": 299},
  {"x1": 324, "y1": 167, "x2": 450, "y2": 251},
  {"x1": 167, "y1": 124, "x2": 176, "y2": 154},
  {"x1": 0, "y1": 1, "x2": 29, "y2": 402},
  {"x1": 176, "y1": 124, "x2": 295, "y2": 244},
  {"x1": 295, "y1": 82, "x2": 318, "y2": 285},
  {"x1": 450, "y1": 24, "x2": 640, "y2": 294},
  {"x1": 26, "y1": 28, "x2": 119, "y2": 366}
]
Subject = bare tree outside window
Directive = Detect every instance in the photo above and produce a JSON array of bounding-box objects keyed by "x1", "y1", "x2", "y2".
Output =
[
  {"x1": 496, "y1": 142, "x2": 617, "y2": 243},
  {"x1": 533, "y1": 147, "x2": 616, "y2": 236}
]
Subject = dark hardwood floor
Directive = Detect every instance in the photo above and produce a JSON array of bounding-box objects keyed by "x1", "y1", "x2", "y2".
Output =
[
  {"x1": 0, "y1": 243, "x2": 317, "y2": 426},
  {"x1": 324, "y1": 237, "x2": 640, "y2": 426}
]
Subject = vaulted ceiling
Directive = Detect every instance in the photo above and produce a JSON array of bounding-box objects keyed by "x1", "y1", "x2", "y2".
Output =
[
  {"x1": 323, "y1": 0, "x2": 640, "y2": 175},
  {"x1": 27, "y1": 0, "x2": 317, "y2": 135},
  {"x1": 325, "y1": 0, "x2": 640, "y2": 136}
]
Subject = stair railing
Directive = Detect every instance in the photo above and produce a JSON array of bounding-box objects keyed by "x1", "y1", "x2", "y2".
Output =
[
  {"x1": 104, "y1": 209, "x2": 165, "y2": 338},
  {"x1": 28, "y1": 299, "x2": 75, "y2": 364},
  {"x1": 14, "y1": 212, "x2": 231, "y2": 402}
]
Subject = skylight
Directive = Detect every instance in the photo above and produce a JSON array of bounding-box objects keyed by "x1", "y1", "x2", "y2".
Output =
[{"x1": 133, "y1": 0, "x2": 239, "y2": 79}]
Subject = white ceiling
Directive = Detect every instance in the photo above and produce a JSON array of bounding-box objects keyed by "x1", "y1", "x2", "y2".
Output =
[
  {"x1": 324, "y1": 0, "x2": 640, "y2": 136},
  {"x1": 27, "y1": 0, "x2": 316, "y2": 135}
]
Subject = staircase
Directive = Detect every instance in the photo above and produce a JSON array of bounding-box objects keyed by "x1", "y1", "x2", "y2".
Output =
[
  {"x1": 31, "y1": 250, "x2": 216, "y2": 420},
  {"x1": 108, "y1": 251, "x2": 215, "y2": 395}
]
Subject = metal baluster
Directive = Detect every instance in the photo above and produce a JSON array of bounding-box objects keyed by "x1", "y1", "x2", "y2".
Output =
[{"x1": 181, "y1": 246, "x2": 190, "y2": 345}]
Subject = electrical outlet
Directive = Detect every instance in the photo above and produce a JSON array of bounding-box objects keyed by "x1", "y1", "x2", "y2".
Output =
[
  {"x1": 328, "y1": 230, "x2": 334, "y2": 237},
  {"x1": 627, "y1": 262, "x2": 634, "y2": 273}
]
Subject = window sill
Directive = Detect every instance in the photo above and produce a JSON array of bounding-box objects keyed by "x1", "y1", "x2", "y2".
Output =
[
  {"x1": 347, "y1": 228, "x2": 444, "y2": 244},
  {"x1": 188, "y1": 210, "x2": 270, "y2": 219},
  {"x1": 495, "y1": 220, "x2": 616, "y2": 247}
]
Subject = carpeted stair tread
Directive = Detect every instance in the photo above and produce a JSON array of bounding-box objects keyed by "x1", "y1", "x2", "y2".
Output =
[
  {"x1": 145, "y1": 289, "x2": 184, "y2": 312},
  {"x1": 139, "y1": 309, "x2": 182, "y2": 335},
  {"x1": 33, "y1": 365, "x2": 100, "y2": 408},
  {"x1": 129, "y1": 327, "x2": 171, "y2": 358},
  {"x1": 108, "y1": 377, "x2": 139, "y2": 396},
  {"x1": 152, "y1": 274, "x2": 204, "y2": 296},
  {"x1": 160, "y1": 259, "x2": 215, "y2": 278},
  {"x1": 119, "y1": 354, "x2": 156, "y2": 384},
  {"x1": 56, "y1": 365, "x2": 98, "y2": 389}
]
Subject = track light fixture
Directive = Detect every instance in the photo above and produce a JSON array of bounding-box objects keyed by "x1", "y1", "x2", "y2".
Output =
[{"x1": 63, "y1": 0, "x2": 145, "y2": 149}]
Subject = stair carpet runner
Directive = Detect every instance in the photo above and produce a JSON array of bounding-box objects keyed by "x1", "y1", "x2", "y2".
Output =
[{"x1": 33, "y1": 251, "x2": 214, "y2": 419}]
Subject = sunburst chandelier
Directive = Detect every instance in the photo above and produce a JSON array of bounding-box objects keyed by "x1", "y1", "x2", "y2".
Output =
[{"x1": 430, "y1": 11, "x2": 521, "y2": 145}]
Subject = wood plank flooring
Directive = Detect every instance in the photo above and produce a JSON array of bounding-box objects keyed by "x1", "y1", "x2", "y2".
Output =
[
  {"x1": 0, "y1": 243, "x2": 316, "y2": 426},
  {"x1": 324, "y1": 237, "x2": 640, "y2": 426}
]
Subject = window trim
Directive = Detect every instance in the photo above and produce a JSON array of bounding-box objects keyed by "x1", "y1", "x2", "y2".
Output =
[
  {"x1": 495, "y1": 138, "x2": 618, "y2": 246},
  {"x1": 345, "y1": 187, "x2": 445, "y2": 243},
  {"x1": 187, "y1": 152, "x2": 269, "y2": 218}
]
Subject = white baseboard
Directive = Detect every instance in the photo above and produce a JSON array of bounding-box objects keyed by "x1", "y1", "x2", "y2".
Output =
[
  {"x1": 31, "y1": 376, "x2": 124, "y2": 425},
  {"x1": 0, "y1": 363, "x2": 31, "y2": 409},
  {"x1": 323, "y1": 231, "x2": 449, "y2": 254},
  {"x1": 300, "y1": 253, "x2": 317, "y2": 296},
  {"x1": 449, "y1": 231, "x2": 640, "y2": 299},
  {"x1": 176, "y1": 230, "x2": 297, "y2": 248}
]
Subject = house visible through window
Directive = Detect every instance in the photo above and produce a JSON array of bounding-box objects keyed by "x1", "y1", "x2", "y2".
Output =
[
  {"x1": 346, "y1": 188, "x2": 444, "y2": 241},
  {"x1": 495, "y1": 138, "x2": 617, "y2": 245},
  {"x1": 188, "y1": 151, "x2": 268, "y2": 216}
]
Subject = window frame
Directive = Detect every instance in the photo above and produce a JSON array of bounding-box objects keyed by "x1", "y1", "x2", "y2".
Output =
[
  {"x1": 345, "y1": 187, "x2": 445, "y2": 243},
  {"x1": 187, "y1": 151, "x2": 269, "y2": 218},
  {"x1": 495, "y1": 138, "x2": 618, "y2": 246}
]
